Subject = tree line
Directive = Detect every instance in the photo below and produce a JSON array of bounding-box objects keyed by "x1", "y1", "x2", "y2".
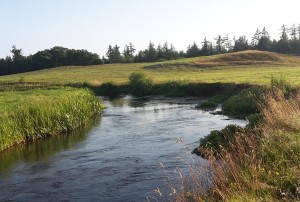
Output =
[
  {"x1": 0, "y1": 24, "x2": 300, "y2": 75},
  {"x1": 0, "y1": 46, "x2": 102, "y2": 75}
]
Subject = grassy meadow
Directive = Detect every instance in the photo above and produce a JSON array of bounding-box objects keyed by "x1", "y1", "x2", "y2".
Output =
[
  {"x1": 0, "y1": 87, "x2": 103, "y2": 151},
  {"x1": 0, "y1": 51, "x2": 300, "y2": 85}
]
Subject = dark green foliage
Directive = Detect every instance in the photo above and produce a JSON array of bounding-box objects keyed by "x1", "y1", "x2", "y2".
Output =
[
  {"x1": 208, "y1": 94, "x2": 231, "y2": 103},
  {"x1": 247, "y1": 113, "x2": 263, "y2": 128},
  {"x1": 98, "y1": 82, "x2": 120, "y2": 97},
  {"x1": 123, "y1": 43, "x2": 136, "y2": 63},
  {"x1": 222, "y1": 87, "x2": 265, "y2": 117},
  {"x1": 196, "y1": 101, "x2": 218, "y2": 109},
  {"x1": 154, "y1": 80, "x2": 189, "y2": 97},
  {"x1": 193, "y1": 124, "x2": 244, "y2": 158},
  {"x1": 234, "y1": 36, "x2": 249, "y2": 52},
  {"x1": 0, "y1": 46, "x2": 103, "y2": 75},
  {"x1": 186, "y1": 42, "x2": 201, "y2": 57},
  {"x1": 106, "y1": 45, "x2": 124, "y2": 63},
  {"x1": 128, "y1": 72, "x2": 154, "y2": 96},
  {"x1": 275, "y1": 39, "x2": 291, "y2": 53}
]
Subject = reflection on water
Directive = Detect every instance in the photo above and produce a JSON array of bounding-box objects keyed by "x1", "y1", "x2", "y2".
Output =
[
  {"x1": 0, "y1": 117, "x2": 100, "y2": 175},
  {"x1": 0, "y1": 96, "x2": 246, "y2": 201}
]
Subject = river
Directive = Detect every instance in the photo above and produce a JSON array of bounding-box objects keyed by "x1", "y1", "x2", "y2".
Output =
[{"x1": 0, "y1": 96, "x2": 246, "y2": 201}]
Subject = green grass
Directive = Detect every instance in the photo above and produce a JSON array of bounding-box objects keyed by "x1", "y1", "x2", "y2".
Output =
[
  {"x1": 0, "y1": 87, "x2": 104, "y2": 151},
  {"x1": 0, "y1": 51, "x2": 300, "y2": 85},
  {"x1": 189, "y1": 89, "x2": 300, "y2": 201}
]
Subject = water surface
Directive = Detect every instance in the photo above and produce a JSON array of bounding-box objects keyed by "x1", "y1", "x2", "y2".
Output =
[{"x1": 0, "y1": 96, "x2": 246, "y2": 201}]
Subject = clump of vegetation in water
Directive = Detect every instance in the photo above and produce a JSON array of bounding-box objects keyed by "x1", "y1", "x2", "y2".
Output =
[
  {"x1": 128, "y1": 72, "x2": 154, "y2": 96},
  {"x1": 0, "y1": 87, "x2": 104, "y2": 151},
  {"x1": 222, "y1": 86, "x2": 265, "y2": 117},
  {"x1": 192, "y1": 124, "x2": 245, "y2": 158},
  {"x1": 196, "y1": 100, "x2": 218, "y2": 109}
]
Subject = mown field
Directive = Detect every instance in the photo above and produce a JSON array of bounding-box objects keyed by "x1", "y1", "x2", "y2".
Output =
[{"x1": 0, "y1": 51, "x2": 300, "y2": 85}]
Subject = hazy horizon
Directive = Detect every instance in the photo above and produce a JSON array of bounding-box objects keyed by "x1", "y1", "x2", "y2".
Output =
[{"x1": 1, "y1": 0, "x2": 299, "y2": 58}]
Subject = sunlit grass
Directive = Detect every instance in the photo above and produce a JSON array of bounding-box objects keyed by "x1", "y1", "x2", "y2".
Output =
[
  {"x1": 171, "y1": 89, "x2": 300, "y2": 201},
  {"x1": 0, "y1": 51, "x2": 300, "y2": 85},
  {"x1": 0, "y1": 87, "x2": 104, "y2": 151}
]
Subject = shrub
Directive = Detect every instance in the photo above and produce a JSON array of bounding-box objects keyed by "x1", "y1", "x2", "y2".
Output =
[
  {"x1": 196, "y1": 101, "x2": 218, "y2": 109},
  {"x1": 99, "y1": 82, "x2": 119, "y2": 97},
  {"x1": 193, "y1": 124, "x2": 244, "y2": 158},
  {"x1": 222, "y1": 87, "x2": 265, "y2": 117},
  {"x1": 128, "y1": 72, "x2": 153, "y2": 96},
  {"x1": 19, "y1": 76, "x2": 25, "y2": 84}
]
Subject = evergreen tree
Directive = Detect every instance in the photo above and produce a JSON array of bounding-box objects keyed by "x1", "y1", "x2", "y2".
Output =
[
  {"x1": 106, "y1": 45, "x2": 123, "y2": 63},
  {"x1": 145, "y1": 41, "x2": 157, "y2": 62},
  {"x1": 233, "y1": 35, "x2": 249, "y2": 52},
  {"x1": 201, "y1": 37, "x2": 210, "y2": 56},
  {"x1": 276, "y1": 25, "x2": 291, "y2": 53},
  {"x1": 257, "y1": 27, "x2": 272, "y2": 51},
  {"x1": 214, "y1": 35, "x2": 223, "y2": 52},
  {"x1": 251, "y1": 28, "x2": 261, "y2": 47},
  {"x1": 289, "y1": 24, "x2": 297, "y2": 40},
  {"x1": 298, "y1": 24, "x2": 300, "y2": 39},
  {"x1": 123, "y1": 42, "x2": 136, "y2": 63},
  {"x1": 10, "y1": 45, "x2": 25, "y2": 70},
  {"x1": 186, "y1": 42, "x2": 200, "y2": 57},
  {"x1": 280, "y1": 25, "x2": 288, "y2": 40}
]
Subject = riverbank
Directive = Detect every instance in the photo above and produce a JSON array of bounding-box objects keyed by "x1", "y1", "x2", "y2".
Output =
[
  {"x1": 183, "y1": 87, "x2": 300, "y2": 201},
  {"x1": 0, "y1": 87, "x2": 104, "y2": 152}
]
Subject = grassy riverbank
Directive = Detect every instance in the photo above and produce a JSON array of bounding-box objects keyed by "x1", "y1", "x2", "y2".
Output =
[
  {"x1": 0, "y1": 87, "x2": 103, "y2": 152},
  {"x1": 183, "y1": 88, "x2": 300, "y2": 201}
]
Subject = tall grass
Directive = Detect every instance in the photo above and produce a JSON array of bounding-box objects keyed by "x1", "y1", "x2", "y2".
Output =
[
  {"x1": 0, "y1": 87, "x2": 103, "y2": 151},
  {"x1": 168, "y1": 89, "x2": 300, "y2": 201}
]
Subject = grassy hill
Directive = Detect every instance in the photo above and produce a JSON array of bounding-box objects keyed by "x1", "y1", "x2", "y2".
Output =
[{"x1": 0, "y1": 50, "x2": 300, "y2": 85}]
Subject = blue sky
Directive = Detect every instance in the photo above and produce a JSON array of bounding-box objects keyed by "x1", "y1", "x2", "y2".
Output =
[{"x1": 0, "y1": 0, "x2": 299, "y2": 57}]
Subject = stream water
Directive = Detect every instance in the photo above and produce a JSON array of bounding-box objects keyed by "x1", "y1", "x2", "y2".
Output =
[{"x1": 0, "y1": 96, "x2": 246, "y2": 202}]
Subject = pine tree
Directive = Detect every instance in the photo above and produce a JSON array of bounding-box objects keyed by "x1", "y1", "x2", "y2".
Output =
[
  {"x1": 201, "y1": 37, "x2": 209, "y2": 56},
  {"x1": 251, "y1": 28, "x2": 261, "y2": 47},
  {"x1": 186, "y1": 42, "x2": 200, "y2": 57},
  {"x1": 280, "y1": 25, "x2": 288, "y2": 40}
]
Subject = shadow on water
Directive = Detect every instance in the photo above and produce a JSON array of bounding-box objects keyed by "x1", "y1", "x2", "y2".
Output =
[
  {"x1": 0, "y1": 116, "x2": 101, "y2": 175},
  {"x1": 106, "y1": 95, "x2": 149, "y2": 108}
]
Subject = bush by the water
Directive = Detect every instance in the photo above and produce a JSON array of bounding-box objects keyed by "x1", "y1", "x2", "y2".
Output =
[
  {"x1": 222, "y1": 86, "x2": 265, "y2": 117},
  {"x1": 0, "y1": 87, "x2": 104, "y2": 151},
  {"x1": 98, "y1": 82, "x2": 120, "y2": 97},
  {"x1": 193, "y1": 124, "x2": 244, "y2": 158},
  {"x1": 128, "y1": 72, "x2": 154, "y2": 96},
  {"x1": 179, "y1": 89, "x2": 300, "y2": 201},
  {"x1": 196, "y1": 100, "x2": 218, "y2": 109}
]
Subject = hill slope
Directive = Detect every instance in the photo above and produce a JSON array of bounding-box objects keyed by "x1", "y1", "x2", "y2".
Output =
[
  {"x1": 0, "y1": 51, "x2": 300, "y2": 85},
  {"x1": 145, "y1": 50, "x2": 300, "y2": 70}
]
